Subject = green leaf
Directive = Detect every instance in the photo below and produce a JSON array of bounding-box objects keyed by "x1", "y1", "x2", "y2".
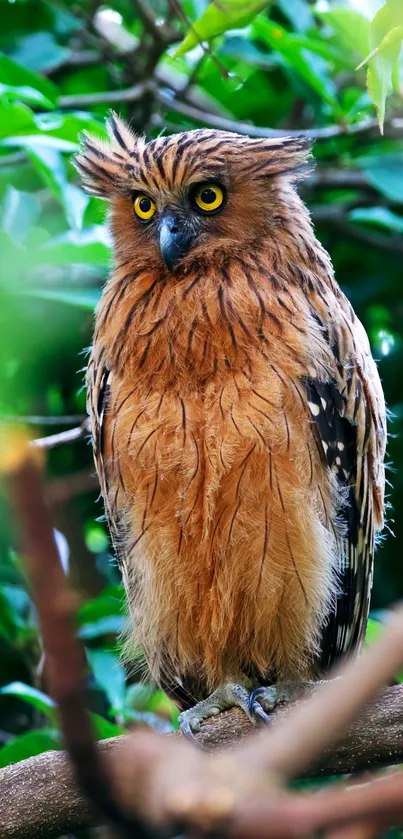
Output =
[
  {"x1": 0, "y1": 682, "x2": 57, "y2": 722},
  {"x1": 0, "y1": 100, "x2": 37, "y2": 140},
  {"x1": 87, "y1": 649, "x2": 126, "y2": 713},
  {"x1": 34, "y1": 226, "x2": 111, "y2": 265},
  {"x1": 365, "y1": 617, "x2": 384, "y2": 645},
  {"x1": 78, "y1": 615, "x2": 124, "y2": 639},
  {"x1": 0, "y1": 588, "x2": 23, "y2": 640},
  {"x1": 26, "y1": 147, "x2": 87, "y2": 229},
  {"x1": 1, "y1": 135, "x2": 78, "y2": 152},
  {"x1": 0, "y1": 583, "x2": 31, "y2": 617},
  {"x1": 276, "y1": 0, "x2": 314, "y2": 33},
  {"x1": 0, "y1": 729, "x2": 60, "y2": 768},
  {"x1": 253, "y1": 17, "x2": 340, "y2": 110},
  {"x1": 357, "y1": 153, "x2": 403, "y2": 203},
  {"x1": 10, "y1": 32, "x2": 69, "y2": 74},
  {"x1": 24, "y1": 287, "x2": 102, "y2": 310},
  {"x1": 78, "y1": 585, "x2": 124, "y2": 625},
  {"x1": 1, "y1": 186, "x2": 40, "y2": 244},
  {"x1": 0, "y1": 84, "x2": 54, "y2": 109},
  {"x1": 0, "y1": 54, "x2": 58, "y2": 109},
  {"x1": 366, "y1": 26, "x2": 403, "y2": 132},
  {"x1": 349, "y1": 206, "x2": 403, "y2": 233},
  {"x1": 175, "y1": 0, "x2": 270, "y2": 56},
  {"x1": 364, "y1": 0, "x2": 403, "y2": 132},
  {"x1": 317, "y1": 9, "x2": 370, "y2": 60},
  {"x1": 90, "y1": 712, "x2": 125, "y2": 740}
]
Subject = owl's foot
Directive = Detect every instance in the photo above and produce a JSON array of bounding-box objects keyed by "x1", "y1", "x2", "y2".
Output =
[
  {"x1": 179, "y1": 682, "x2": 266, "y2": 742},
  {"x1": 248, "y1": 681, "x2": 316, "y2": 718},
  {"x1": 179, "y1": 680, "x2": 317, "y2": 743}
]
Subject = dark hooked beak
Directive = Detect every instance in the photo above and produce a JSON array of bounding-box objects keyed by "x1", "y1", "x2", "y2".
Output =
[{"x1": 158, "y1": 212, "x2": 195, "y2": 272}]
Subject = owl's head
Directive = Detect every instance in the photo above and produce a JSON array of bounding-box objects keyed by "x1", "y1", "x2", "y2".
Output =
[{"x1": 75, "y1": 114, "x2": 310, "y2": 273}]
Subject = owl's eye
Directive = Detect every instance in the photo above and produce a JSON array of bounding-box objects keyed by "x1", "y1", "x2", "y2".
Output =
[
  {"x1": 193, "y1": 183, "x2": 224, "y2": 213},
  {"x1": 133, "y1": 193, "x2": 156, "y2": 222}
]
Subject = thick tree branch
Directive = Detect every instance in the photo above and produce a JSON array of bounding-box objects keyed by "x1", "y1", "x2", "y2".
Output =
[{"x1": 1, "y1": 685, "x2": 403, "y2": 839}]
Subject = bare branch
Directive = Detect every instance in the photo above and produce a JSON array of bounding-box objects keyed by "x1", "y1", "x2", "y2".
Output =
[
  {"x1": 155, "y1": 90, "x2": 403, "y2": 140},
  {"x1": 56, "y1": 78, "x2": 403, "y2": 141},
  {"x1": 31, "y1": 420, "x2": 90, "y2": 450},
  {"x1": 58, "y1": 80, "x2": 154, "y2": 109},
  {"x1": 132, "y1": 0, "x2": 179, "y2": 44},
  {"x1": 2, "y1": 415, "x2": 87, "y2": 426}
]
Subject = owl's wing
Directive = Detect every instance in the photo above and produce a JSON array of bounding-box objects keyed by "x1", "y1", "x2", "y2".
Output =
[
  {"x1": 87, "y1": 356, "x2": 124, "y2": 563},
  {"x1": 305, "y1": 323, "x2": 386, "y2": 669}
]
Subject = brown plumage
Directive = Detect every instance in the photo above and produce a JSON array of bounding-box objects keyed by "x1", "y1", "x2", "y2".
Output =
[{"x1": 76, "y1": 115, "x2": 386, "y2": 724}]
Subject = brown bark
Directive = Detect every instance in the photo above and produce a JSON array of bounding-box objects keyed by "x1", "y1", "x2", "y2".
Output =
[{"x1": 1, "y1": 685, "x2": 403, "y2": 839}]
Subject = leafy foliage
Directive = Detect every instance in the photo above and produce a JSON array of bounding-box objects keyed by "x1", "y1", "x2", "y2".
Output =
[{"x1": 0, "y1": 0, "x2": 402, "y2": 781}]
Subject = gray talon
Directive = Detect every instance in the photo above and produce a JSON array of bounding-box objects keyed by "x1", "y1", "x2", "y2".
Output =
[{"x1": 250, "y1": 701, "x2": 271, "y2": 726}]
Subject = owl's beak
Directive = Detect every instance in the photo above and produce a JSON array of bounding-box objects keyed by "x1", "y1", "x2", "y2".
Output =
[{"x1": 158, "y1": 212, "x2": 194, "y2": 271}]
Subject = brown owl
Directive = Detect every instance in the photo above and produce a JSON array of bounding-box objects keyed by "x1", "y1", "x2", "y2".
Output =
[{"x1": 76, "y1": 114, "x2": 386, "y2": 738}]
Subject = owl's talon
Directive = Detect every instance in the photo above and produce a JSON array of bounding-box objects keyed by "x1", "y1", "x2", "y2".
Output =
[
  {"x1": 249, "y1": 700, "x2": 271, "y2": 726},
  {"x1": 179, "y1": 717, "x2": 200, "y2": 743},
  {"x1": 249, "y1": 686, "x2": 276, "y2": 714}
]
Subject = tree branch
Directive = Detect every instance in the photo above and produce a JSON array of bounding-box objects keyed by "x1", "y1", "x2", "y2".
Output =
[
  {"x1": 58, "y1": 80, "x2": 154, "y2": 109},
  {"x1": 131, "y1": 0, "x2": 180, "y2": 45},
  {"x1": 2, "y1": 414, "x2": 87, "y2": 426},
  {"x1": 30, "y1": 420, "x2": 90, "y2": 449},
  {"x1": 155, "y1": 89, "x2": 403, "y2": 140},
  {"x1": 55, "y1": 74, "x2": 403, "y2": 140},
  {"x1": 1, "y1": 685, "x2": 403, "y2": 839}
]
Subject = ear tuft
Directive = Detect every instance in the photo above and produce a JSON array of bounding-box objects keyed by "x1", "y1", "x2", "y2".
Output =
[
  {"x1": 240, "y1": 134, "x2": 313, "y2": 180},
  {"x1": 74, "y1": 113, "x2": 144, "y2": 199},
  {"x1": 106, "y1": 111, "x2": 143, "y2": 153},
  {"x1": 273, "y1": 135, "x2": 313, "y2": 176}
]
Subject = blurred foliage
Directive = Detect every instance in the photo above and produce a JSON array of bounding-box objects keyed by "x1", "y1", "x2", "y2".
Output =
[{"x1": 0, "y1": 0, "x2": 402, "y2": 789}]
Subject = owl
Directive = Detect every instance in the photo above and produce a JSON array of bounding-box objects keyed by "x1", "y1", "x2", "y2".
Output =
[{"x1": 76, "y1": 114, "x2": 386, "y2": 737}]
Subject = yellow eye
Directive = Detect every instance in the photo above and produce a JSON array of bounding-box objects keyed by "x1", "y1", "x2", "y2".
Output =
[
  {"x1": 194, "y1": 183, "x2": 224, "y2": 213},
  {"x1": 133, "y1": 193, "x2": 156, "y2": 221}
]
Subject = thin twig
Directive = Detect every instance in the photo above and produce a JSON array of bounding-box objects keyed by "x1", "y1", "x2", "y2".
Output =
[
  {"x1": 168, "y1": 0, "x2": 233, "y2": 79},
  {"x1": 31, "y1": 420, "x2": 90, "y2": 449},
  {"x1": 2, "y1": 415, "x2": 87, "y2": 426},
  {"x1": 58, "y1": 80, "x2": 154, "y2": 109},
  {"x1": 132, "y1": 0, "x2": 178, "y2": 44}
]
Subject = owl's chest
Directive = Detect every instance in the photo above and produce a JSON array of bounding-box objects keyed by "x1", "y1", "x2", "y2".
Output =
[{"x1": 107, "y1": 355, "x2": 308, "y2": 530}]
